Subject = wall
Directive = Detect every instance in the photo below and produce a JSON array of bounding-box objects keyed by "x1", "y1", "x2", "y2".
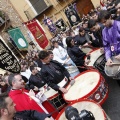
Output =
[
  {"x1": 91, "y1": 0, "x2": 100, "y2": 8},
  {"x1": 0, "y1": 0, "x2": 33, "y2": 58},
  {"x1": 36, "y1": 0, "x2": 94, "y2": 39},
  {"x1": 9, "y1": 0, "x2": 100, "y2": 39},
  {"x1": 9, "y1": 0, "x2": 29, "y2": 22}
]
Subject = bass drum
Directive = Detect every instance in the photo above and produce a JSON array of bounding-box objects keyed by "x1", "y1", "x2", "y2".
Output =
[
  {"x1": 56, "y1": 100, "x2": 111, "y2": 120},
  {"x1": 81, "y1": 46, "x2": 93, "y2": 54},
  {"x1": 63, "y1": 70, "x2": 108, "y2": 105}
]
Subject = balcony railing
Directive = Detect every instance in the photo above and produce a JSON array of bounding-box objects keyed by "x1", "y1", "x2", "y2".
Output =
[{"x1": 24, "y1": 0, "x2": 52, "y2": 20}]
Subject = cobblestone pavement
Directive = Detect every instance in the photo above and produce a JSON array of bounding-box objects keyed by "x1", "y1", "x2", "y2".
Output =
[{"x1": 102, "y1": 74, "x2": 120, "y2": 120}]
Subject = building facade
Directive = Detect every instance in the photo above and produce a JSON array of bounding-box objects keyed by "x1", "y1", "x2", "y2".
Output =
[{"x1": 10, "y1": 0, "x2": 102, "y2": 39}]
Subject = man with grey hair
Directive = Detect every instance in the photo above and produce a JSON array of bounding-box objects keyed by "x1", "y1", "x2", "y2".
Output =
[{"x1": 8, "y1": 73, "x2": 58, "y2": 119}]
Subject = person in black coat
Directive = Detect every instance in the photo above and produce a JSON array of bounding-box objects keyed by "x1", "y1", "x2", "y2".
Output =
[
  {"x1": 88, "y1": 19, "x2": 104, "y2": 52},
  {"x1": 39, "y1": 50, "x2": 73, "y2": 94},
  {"x1": 66, "y1": 37, "x2": 90, "y2": 72},
  {"x1": 74, "y1": 27, "x2": 100, "y2": 47},
  {"x1": 14, "y1": 110, "x2": 51, "y2": 120},
  {"x1": 29, "y1": 65, "x2": 46, "y2": 90}
]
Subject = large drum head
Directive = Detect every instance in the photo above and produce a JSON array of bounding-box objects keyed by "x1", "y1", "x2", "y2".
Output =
[
  {"x1": 63, "y1": 70, "x2": 100, "y2": 102},
  {"x1": 86, "y1": 49, "x2": 103, "y2": 66},
  {"x1": 81, "y1": 47, "x2": 93, "y2": 54},
  {"x1": 105, "y1": 56, "x2": 120, "y2": 78},
  {"x1": 56, "y1": 100, "x2": 106, "y2": 120}
]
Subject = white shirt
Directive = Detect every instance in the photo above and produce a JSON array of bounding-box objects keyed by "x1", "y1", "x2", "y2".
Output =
[
  {"x1": 53, "y1": 55, "x2": 65, "y2": 64},
  {"x1": 62, "y1": 37, "x2": 67, "y2": 49},
  {"x1": 21, "y1": 68, "x2": 31, "y2": 80},
  {"x1": 53, "y1": 45, "x2": 68, "y2": 59},
  {"x1": 73, "y1": 28, "x2": 79, "y2": 35}
]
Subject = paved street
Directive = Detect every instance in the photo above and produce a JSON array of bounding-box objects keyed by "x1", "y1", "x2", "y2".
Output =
[{"x1": 102, "y1": 74, "x2": 120, "y2": 120}]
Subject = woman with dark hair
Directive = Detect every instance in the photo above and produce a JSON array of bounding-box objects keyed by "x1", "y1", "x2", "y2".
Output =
[{"x1": 66, "y1": 37, "x2": 90, "y2": 72}]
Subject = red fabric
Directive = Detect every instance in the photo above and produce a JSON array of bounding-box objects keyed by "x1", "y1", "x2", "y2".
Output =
[
  {"x1": 9, "y1": 89, "x2": 58, "y2": 119},
  {"x1": 100, "y1": 0, "x2": 104, "y2": 7},
  {"x1": 42, "y1": 101, "x2": 59, "y2": 119},
  {"x1": 25, "y1": 19, "x2": 49, "y2": 49},
  {"x1": 9, "y1": 89, "x2": 45, "y2": 113}
]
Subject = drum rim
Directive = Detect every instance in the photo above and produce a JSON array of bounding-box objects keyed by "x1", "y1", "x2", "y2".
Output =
[
  {"x1": 56, "y1": 99, "x2": 107, "y2": 120},
  {"x1": 104, "y1": 56, "x2": 120, "y2": 77},
  {"x1": 63, "y1": 70, "x2": 101, "y2": 102},
  {"x1": 46, "y1": 78, "x2": 69, "y2": 100},
  {"x1": 84, "y1": 48, "x2": 102, "y2": 66}
]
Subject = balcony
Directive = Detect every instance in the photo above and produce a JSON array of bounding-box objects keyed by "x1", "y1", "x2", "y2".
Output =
[{"x1": 24, "y1": 0, "x2": 53, "y2": 20}]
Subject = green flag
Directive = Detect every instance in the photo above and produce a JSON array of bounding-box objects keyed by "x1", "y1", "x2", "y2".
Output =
[{"x1": 8, "y1": 28, "x2": 28, "y2": 50}]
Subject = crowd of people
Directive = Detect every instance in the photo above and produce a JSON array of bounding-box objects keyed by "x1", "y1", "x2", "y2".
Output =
[{"x1": 0, "y1": 0, "x2": 120, "y2": 119}]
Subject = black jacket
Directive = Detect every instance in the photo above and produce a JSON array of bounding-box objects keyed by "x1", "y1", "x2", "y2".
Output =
[
  {"x1": 41, "y1": 60, "x2": 70, "y2": 91},
  {"x1": 29, "y1": 73, "x2": 46, "y2": 88},
  {"x1": 14, "y1": 110, "x2": 51, "y2": 120},
  {"x1": 67, "y1": 46, "x2": 86, "y2": 66}
]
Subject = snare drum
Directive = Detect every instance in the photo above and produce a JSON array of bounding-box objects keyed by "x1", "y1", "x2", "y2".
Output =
[
  {"x1": 56, "y1": 100, "x2": 110, "y2": 120},
  {"x1": 44, "y1": 78, "x2": 68, "y2": 110},
  {"x1": 63, "y1": 70, "x2": 108, "y2": 105},
  {"x1": 105, "y1": 56, "x2": 120, "y2": 79},
  {"x1": 85, "y1": 48, "x2": 106, "y2": 73}
]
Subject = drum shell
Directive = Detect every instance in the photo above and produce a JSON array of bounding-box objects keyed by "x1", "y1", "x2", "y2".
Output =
[
  {"x1": 63, "y1": 70, "x2": 109, "y2": 105},
  {"x1": 85, "y1": 48, "x2": 106, "y2": 74},
  {"x1": 84, "y1": 48, "x2": 103, "y2": 66},
  {"x1": 56, "y1": 99, "x2": 110, "y2": 120},
  {"x1": 44, "y1": 78, "x2": 69, "y2": 110}
]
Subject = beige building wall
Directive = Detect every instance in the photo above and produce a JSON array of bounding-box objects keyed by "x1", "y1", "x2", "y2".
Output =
[
  {"x1": 91, "y1": 0, "x2": 100, "y2": 8},
  {"x1": 0, "y1": 0, "x2": 34, "y2": 58},
  {"x1": 9, "y1": 0, "x2": 101, "y2": 39},
  {"x1": 9, "y1": 0, "x2": 29, "y2": 22}
]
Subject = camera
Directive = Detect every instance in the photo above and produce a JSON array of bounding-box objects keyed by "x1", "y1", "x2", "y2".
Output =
[{"x1": 65, "y1": 106, "x2": 95, "y2": 120}]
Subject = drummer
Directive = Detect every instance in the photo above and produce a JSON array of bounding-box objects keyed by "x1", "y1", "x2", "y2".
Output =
[
  {"x1": 99, "y1": 10, "x2": 120, "y2": 66},
  {"x1": 39, "y1": 50, "x2": 73, "y2": 94},
  {"x1": 66, "y1": 36, "x2": 90, "y2": 72},
  {"x1": 99, "y1": 10, "x2": 120, "y2": 85},
  {"x1": 48, "y1": 51, "x2": 80, "y2": 78}
]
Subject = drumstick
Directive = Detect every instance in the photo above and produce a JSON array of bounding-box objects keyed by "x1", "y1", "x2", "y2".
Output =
[
  {"x1": 112, "y1": 63, "x2": 120, "y2": 65},
  {"x1": 66, "y1": 80, "x2": 75, "y2": 91}
]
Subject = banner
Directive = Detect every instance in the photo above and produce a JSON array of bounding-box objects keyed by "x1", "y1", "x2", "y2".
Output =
[
  {"x1": 0, "y1": 36, "x2": 21, "y2": 73},
  {"x1": 65, "y1": 4, "x2": 81, "y2": 27},
  {"x1": 55, "y1": 18, "x2": 67, "y2": 31},
  {"x1": 25, "y1": 19, "x2": 49, "y2": 49},
  {"x1": 43, "y1": 17, "x2": 56, "y2": 34},
  {"x1": 8, "y1": 28, "x2": 28, "y2": 50}
]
